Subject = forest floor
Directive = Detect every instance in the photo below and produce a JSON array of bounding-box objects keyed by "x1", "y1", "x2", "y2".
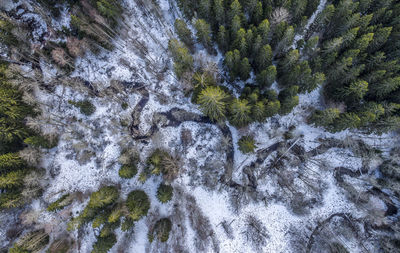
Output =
[{"x1": 1, "y1": 0, "x2": 399, "y2": 252}]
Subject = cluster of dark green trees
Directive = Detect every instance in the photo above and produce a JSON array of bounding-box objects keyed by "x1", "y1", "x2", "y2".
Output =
[
  {"x1": 64, "y1": 186, "x2": 151, "y2": 252},
  {"x1": 56, "y1": 149, "x2": 178, "y2": 251},
  {"x1": 307, "y1": 0, "x2": 400, "y2": 133},
  {"x1": 173, "y1": 0, "x2": 400, "y2": 133},
  {"x1": 172, "y1": 0, "x2": 325, "y2": 128},
  {"x1": 0, "y1": 62, "x2": 55, "y2": 210}
]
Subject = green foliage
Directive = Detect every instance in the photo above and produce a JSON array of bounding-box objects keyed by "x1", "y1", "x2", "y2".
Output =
[
  {"x1": 119, "y1": 164, "x2": 137, "y2": 179},
  {"x1": 47, "y1": 194, "x2": 72, "y2": 212},
  {"x1": 194, "y1": 19, "x2": 212, "y2": 51},
  {"x1": 121, "y1": 217, "x2": 135, "y2": 231},
  {"x1": 229, "y1": 99, "x2": 252, "y2": 127},
  {"x1": 174, "y1": 19, "x2": 194, "y2": 50},
  {"x1": 126, "y1": 190, "x2": 150, "y2": 221},
  {"x1": 197, "y1": 86, "x2": 230, "y2": 122},
  {"x1": 24, "y1": 135, "x2": 57, "y2": 149},
  {"x1": 168, "y1": 39, "x2": 193, "y2": 79},
  {"x1": 0, "y1": 19, "x2": 18, "y2": 46},
  {"x1": 91, "y1": 233, "x2": 117, "y2": 253},
  {"x1": 68, "y1": 99, "x2": 96, "y2": 116},
  {"x1": 148, "y1": 218, "x2": 172, "y2": 243},
  {"x1": 157, "y1": 184, "x2": 173, "y2": 203},
  {"x1": 88, "y1": 186, "x2": 119, "y2": 209},
  {"x1": 256, "y1": 65, "x2": 276, "y2": 88},
  {"x1": 310, "y1": 108, "x2": 341, "y2": 127},
  {"x1": 238, "y1": 136, "x2": 256, "y2": 154}
]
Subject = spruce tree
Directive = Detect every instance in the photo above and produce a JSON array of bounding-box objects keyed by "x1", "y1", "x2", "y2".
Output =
[
  {"x1": 174, "y1": 19, "x2": 194, "y2": 50},
  {"x1": 310, "y1": 108, "x2": 340, "y2": 127},
  {"x1": 157, "y1": 184, "x2": 173, "y2": 203},
  {"x1": 238, "y1": 135, "x2": 257, "y2": 153},
  {"x1": 197, "y1": 86, "x2": 230, "y2": 122},
  {"x1": 229, "y1": 99, "x2": 252, "y2": 127},
  {"x1": 256, "y1": 65, "x2": 276, "y2": 87},
  {"x1": 239, "y1": 58, "x2": 251, "y2": 80},
  {"x1": 126, "y1": 190, "x2": 150, "y2": 221},
  {"x1": 194, "y1": 19, "x2": 212, "y2": 51}
]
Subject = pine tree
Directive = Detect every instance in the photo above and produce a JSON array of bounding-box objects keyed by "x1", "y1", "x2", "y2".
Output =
[
  {"x1": 369, "y1": 77, "x2": 400, "y2": 99},
  {"x1": 239, "y1": 58, "x2": 251, "y2": 80},
  {"x1": 256, "y1": 65, "x2": 276, "y2": 87},
  {"x1": 229, "y1": 99, "x2": 252, "y2": 127},
  {"x1": 279, "y1": 86, "x2": 299, "y2": 115},
  {"x1": 194, "y1": 19, "x2": 212, "y2": 51},
  {"x1": 255, "y1": 44, "x2": 272, "y2": 72},
  {"x1": 310, "y1": 108, "x2": 340, "y2": 127},
  {"x1": 332, "y1": 112, "x2": 361, "y2": 132},
  {"x1": 265, "y1": 100, "x2": 281, "y2": 117},
  {"x1": 251, "y1": 101, "x2": 266, "y2": 122},
  {"x1": 126, "y1": 190, "x2": 150, "y2": 221},
  {"x1": 257, "y1": 19, "x2": 270, "y2": 44},
  {"x1": 198, "y1": 0, "x2": 211, "y2": 19},
  {"x1": 252, "y1": 1, "x2": 263, "y2": 24},
  {"x1": 157, "y1": 184, "x2": 173, "y2": 203},
  {"x1": 197, "y1": 86, "x2": 230, "y2": 121},
  {"x1": 0, "y1": 153, "x2": 24, "y2": 172},
  {"x1": 119, "y1": 163, "x2": 137, "y2": 179},
  {"x1": 213, "y1": 0, "x2": 225, "y2": 25},
  {"x1": 92, "y1": 233, "x2": 117, "y2": 253},
  {"x1": 368, "y1": 26, "x2": 392, "y2": 53},
  {"x1": 148, "y1": 218, "x2": 172, "y2": 243},
  {"x1": 217, "y1": 25, "x2": 229, "y2": 52},
  {"x1": 238, "y1": 135, "x2": 257, "y2": 153},
  {"x1": 174, "y1": 19, "x2": 194, "y2": 50},
  {"x1": 229, "y1": 0, "x2": 242, "y2": 21},
  {"x1": 0, "y1": 170, "x2": 26, "y2": 188},
  {"x1": 231, "y1": 15, "x2": 242, "y2": 36},
  {"x1": 340, "y1": 80, "x2": 369, "y2": 102},
  {"x1": 88, "y1": 186, "x2": 119, "y2": 209}
]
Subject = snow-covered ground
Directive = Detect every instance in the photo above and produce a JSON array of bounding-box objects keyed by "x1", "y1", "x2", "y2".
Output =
[{"x1": 1, "y1": 0, "x2": 399, "y2": 252}]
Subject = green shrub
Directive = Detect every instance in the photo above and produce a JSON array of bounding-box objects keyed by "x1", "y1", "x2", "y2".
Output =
[
  {"x1": 68, "y1": 99, "x2": 96, "y2": 116},
  {"x1": 148, "y1": 218, "x2": 172, "y2": 243},
  {"x1": 156, "y1": 184, "x2": 173, "y2": 203},
  {"x1": 119, "y1": 164, "x2": 137, "y2": 179},
  {"x1": 47, "y1": 194, "x2": 71, "y2": 212},
  {"x1": 238, "y1": 136, "x2": 257, "y2": 154},
  {"x1": 197, "y1": 86, "x2": 230, "y2": 122},
  {"x1": 88, "y1": 186, "x2": 119, "y2": 209},
  {"x1": 91, "y1": 233, "x2": 117, "y2": 253},
  {"x1": 126, "y1": 190, "x2": 150, "y2": 221}
]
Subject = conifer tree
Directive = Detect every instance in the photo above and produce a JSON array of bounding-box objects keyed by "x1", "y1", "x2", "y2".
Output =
[
  {"x1": 256, "y1": 65, "x2": 276, "y2": 87},
  {"x1": 148, "y1": 218, "x2": 172, "y2": 243},
  {"x1": 251, "y1": 101, "x2": 266, "y2": 122},
  {"x1": 217, "y1": 25, "x2": 229, "y2": 52},
  {"x1": 332, "y1": 112, "x2": 361, "y2": 132},
  {"x1": 229, "y1": 99, "x2": 252, "y2": 127},
  {"x1": 255, "y1": 44, "x2": 272, "y2": 72},
  {"x1": 197, "y1": 86, "x2": 230, "y2": 121},
  {"x1": 88, "y1": 186, "x2": 119, "y2": 209},
  {"x1": 194, "y1": 19, "x2": 213, "y2": 51},
  {"x1": 257, "y1": 19, "x2": 270, "y2": 44},
  {"x1": 213, "y1": 0, "x2": 225, "y2": 25},
  {"x1": 265, "y1": 100, "x2": 281, "y2": 117},
  {"x1": 229, "y1": 0, "x2": 242, "y2": 21},
  {"x1": 239, "y1": 58, "x2": 251, "y2": 80},
  {"x1": 157, "y1": 184, "x2": 173, "y2": 203},
  {"x1": 174, "y1": 19, "x2": 194, "y2": 50},
  {"x1": 310, "y1": 108, "x2": 340, "y2": 127},
  {"x1": 238, "y1": 135, "x2": 257, "y2": 153},
  {"x1": 198, "y1": 0, "x2": 211, "y2": 19},
  {"x1": 126, "y1": 190, "x2": 150, "y2": 221}
]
